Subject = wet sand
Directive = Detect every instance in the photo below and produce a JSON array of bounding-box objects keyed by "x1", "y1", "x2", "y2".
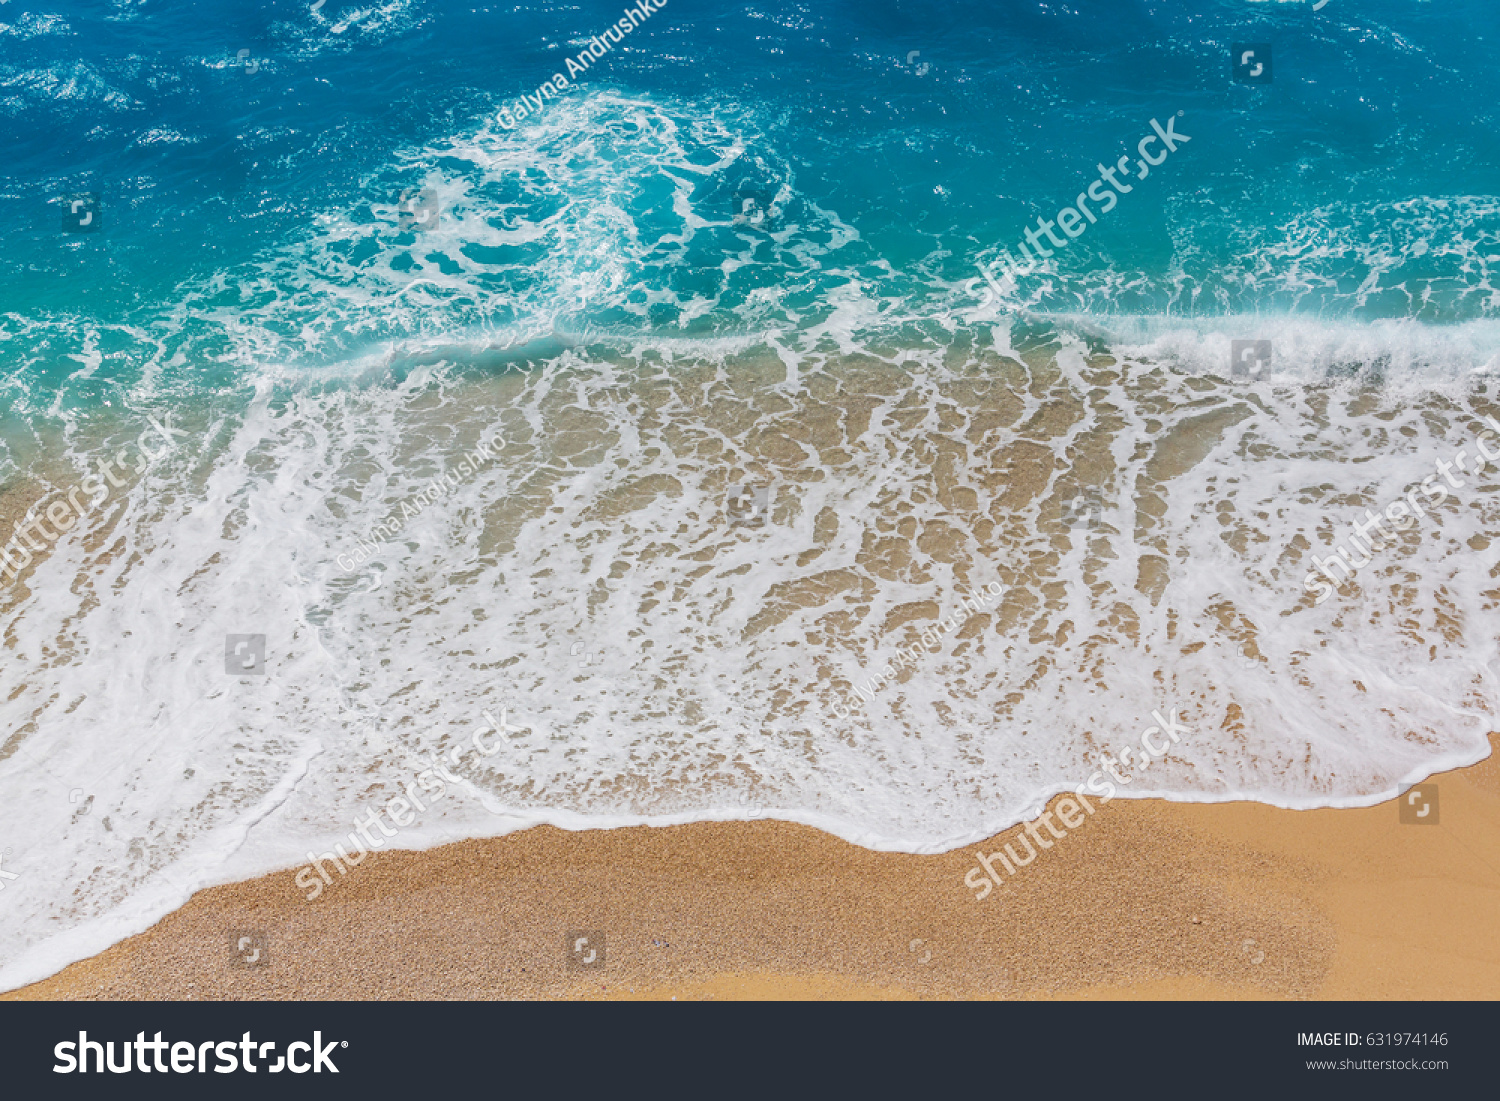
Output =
[{"x1": 7, "y1": 735, "x2": 1497, "y2": 1001}]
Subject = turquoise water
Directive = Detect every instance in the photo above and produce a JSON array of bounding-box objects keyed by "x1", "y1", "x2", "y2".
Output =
[
  {"x1": 4, "y1": 0, "x2": 1500, "y2": 420},
  {"x1": 1, "y1": 0, "x2": 1498, "y2": 988}
]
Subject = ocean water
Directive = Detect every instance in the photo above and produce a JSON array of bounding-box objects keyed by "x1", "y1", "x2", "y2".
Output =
[{"x1": 1, "y1": 0, "x2": 1498, "y2": 988}]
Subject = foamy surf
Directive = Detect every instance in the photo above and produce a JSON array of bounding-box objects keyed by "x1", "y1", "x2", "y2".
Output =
[{"x1": 2, "y1": 333, "x2": 1497, "y2": 991}]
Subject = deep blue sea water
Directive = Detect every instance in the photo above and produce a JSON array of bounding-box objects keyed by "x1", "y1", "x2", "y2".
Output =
[{"x1": 2, "y1": 1, "x2": 1499, "y2": 987}]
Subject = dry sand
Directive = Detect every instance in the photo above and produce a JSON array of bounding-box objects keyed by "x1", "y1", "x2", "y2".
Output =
[{"x1": 6, "y1": 734, "x2": 1497, "y2": 1001}]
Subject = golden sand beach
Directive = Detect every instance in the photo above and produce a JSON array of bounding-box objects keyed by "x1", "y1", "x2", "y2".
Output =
[{"x1": 7, "y1": 734, "x2": 1496, "y2": 1001}]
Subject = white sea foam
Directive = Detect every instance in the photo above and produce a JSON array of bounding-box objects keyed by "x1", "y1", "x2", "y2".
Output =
[
  {"x1": 1, "y1": 89, "x2": 1497, "y2": 991},
  {"x1": 2, "y1": 335, "x2": 1497, "y2": 991}
]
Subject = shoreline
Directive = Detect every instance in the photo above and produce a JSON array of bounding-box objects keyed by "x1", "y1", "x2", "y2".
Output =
[{"x1": 7, "y1": 733, "x2": 1497, "y2": 1001}]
